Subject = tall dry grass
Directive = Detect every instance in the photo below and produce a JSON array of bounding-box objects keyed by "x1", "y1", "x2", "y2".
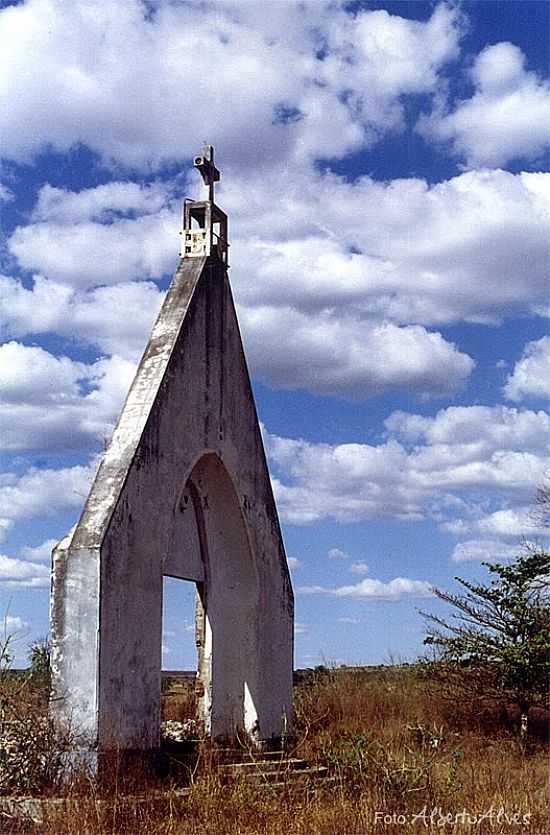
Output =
[{"x1": 1, "y1": 665, "x2": 548, "y2": 834}]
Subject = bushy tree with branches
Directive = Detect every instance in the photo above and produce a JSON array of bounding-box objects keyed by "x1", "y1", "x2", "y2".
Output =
[
  {"x1": 28, "y1": 638, "x2": 51, "y2": 678},
  {"x1": 534, "y1": 475, "x2": 550, "y2": 529},
  {"x1": 421, "y1": 549, "x2": 550, "y2": 738}
]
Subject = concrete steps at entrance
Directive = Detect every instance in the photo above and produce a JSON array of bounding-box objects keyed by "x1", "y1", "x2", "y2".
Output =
[
  {"x1": 221, "y1": 756, "x2": 309, "y2": 775},
  {"x1": 218, "y1": 755, "x2": 331, "y2": 788},
  {"x1": 159, "y1": 741, "x2": 334, "y2": 791},
  {"x1": 212, "y1": 747, "x2": 289, "y2": 762},
  {"x1": 161, "y1": 742, "x2": 334, "y2": 790}
]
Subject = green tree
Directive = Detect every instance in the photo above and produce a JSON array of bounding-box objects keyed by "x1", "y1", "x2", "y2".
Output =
[
  {"x1": 28, "y1": 638, "x2": 50, "y2": 678},
  {"x1": 421, "y1": 549, "x2": 550, "y2": 737},
  {"x1": 534, "y1": 475, "x2": 550, "y2": 529}
]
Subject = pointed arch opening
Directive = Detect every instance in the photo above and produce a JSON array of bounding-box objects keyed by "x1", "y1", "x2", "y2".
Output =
[{"x1": 163, "y1": 453, "x2": 260, "y2": 742}]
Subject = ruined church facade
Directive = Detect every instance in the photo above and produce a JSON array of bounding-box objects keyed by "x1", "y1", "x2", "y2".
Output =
[{"x1": 50, "y1": 147, "x2": 294, "y2": 756}]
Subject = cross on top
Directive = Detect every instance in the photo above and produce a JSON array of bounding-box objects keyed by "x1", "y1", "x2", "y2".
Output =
[
  {"x1": 182, "y1": 144, "x2": 228, "y2": 266},
  {"x1": 194, "y1": 144, "x2": 220, "y2": 203}
]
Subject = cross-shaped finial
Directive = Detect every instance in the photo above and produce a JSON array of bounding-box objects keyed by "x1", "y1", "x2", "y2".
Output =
[{"x1": 194, "y1": 144, "x2": 220, "y2": 203}]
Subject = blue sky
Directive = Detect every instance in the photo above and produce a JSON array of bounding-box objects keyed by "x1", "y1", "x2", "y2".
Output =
[{"x1": 0, "y1": 0, "x2": 548, "y2": 669}]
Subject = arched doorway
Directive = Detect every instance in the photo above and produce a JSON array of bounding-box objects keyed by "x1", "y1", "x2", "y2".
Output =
[{"x1": 176, "y1": 453, "x2": 260, "y2": 741}]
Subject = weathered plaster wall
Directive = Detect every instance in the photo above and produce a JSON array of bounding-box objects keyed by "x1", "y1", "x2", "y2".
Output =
[
  {"x1": 50, "y1": 257, "x2": 294, "y2": 752},
  {"x1": 50, "y1": 539, "x2": 100, "y2": 744},
  {"x1": 187, "y1": 453, "x2": 260, "y2": 738}
]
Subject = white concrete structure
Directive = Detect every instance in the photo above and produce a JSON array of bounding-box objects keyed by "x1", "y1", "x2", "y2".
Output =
[{"x1": 50, "y1": 149, "x2": 294, "y2": 757}]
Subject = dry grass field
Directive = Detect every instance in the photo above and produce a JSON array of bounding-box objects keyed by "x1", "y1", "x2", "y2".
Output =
[{"x1": 1, "y1": 665, "x2": 548, "y2": 835}]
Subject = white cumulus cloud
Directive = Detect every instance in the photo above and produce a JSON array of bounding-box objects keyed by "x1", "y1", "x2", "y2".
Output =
[
  {"x1": 20, "y1": 539, "x2": 59, "y2": 562},
  {"x1": 0, "y1": 0, "x2": 462, "y2": 170},
  {"x1": 239, "y1": 306, "x2": 473, "y2": 399},
  {"x1": 504, "y1": 336, "x2": 550, "y2": 402},
  {"x1": 9, "y1": 188, "x2": 178, "y2": 289},
  {"x1": 266, "y1": 405, "x2": 550, "y2": 526},
  {"x1": 328, "y1": 548, "x2": 350, "y2": 560},
  {"x1": 0, "y1": 343, "x2": 136, "y2": 452},
  {"x1": 0, "y1": 463, "x2": 96, "y2": 531},
  {"x1": 299, "y1": 576, "x2": 433, "y2": 599},
  {"x1": 419, "y1": 42, "x2": 550, "y2": 167},
  {"x1": 350, "y1": 562, "x2": 370, "y2": 575},
  {"x1": 229, "y1": 169, "x2": 550, "y2": 328},
  {"x1": 0, "y1": 182, "x2": 14, "y2": 202},
  {"x1": 0, "y1": 275, "x2": 164, "y2": 362},
  {"x1": 1, "y1": 614, "x2": 28, "y2": 633},
  {"x1": 0, "y1": 341, "x2": 88, "y2": 404},
  {"x1": 442, "y1": 505, "x2": 547, "y2": 544},
  {"x1": 450, "y1": 539, "x2": 525, "y2": 563},
  {"x1": 4, "y1": 167, "x2": 548, "y2": 402},
  {"x1": 0, "y1": 555, "x2": 50, "y2": 589}
]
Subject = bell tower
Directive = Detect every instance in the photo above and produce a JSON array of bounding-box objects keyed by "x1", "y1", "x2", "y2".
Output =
[{"x1": 181, "y1": 144, "x2": 229, "y2": 266}]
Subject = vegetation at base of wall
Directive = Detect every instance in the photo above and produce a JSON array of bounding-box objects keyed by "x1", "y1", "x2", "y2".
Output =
[
  {"x1": 0, "y1": 662, "x2": 548, "y2": 834},
  {"x1": 0, "y1": 549, "x2": 548, "y2": 832},
  {"x1": 0, "y1": 635, "x2": 64, "y2": 797}
]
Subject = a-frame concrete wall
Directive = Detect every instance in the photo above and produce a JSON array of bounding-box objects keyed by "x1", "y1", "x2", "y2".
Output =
[{"x1": 50, "y1": 256, "x2": 294, "y2": 753}]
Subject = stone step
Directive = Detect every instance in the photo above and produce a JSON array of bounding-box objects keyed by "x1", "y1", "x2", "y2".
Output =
[
  {"x1": 220, "y1": 757, "x2": 308, "y2": 775},
  {"x1": 215, "y1": 747, "x2": 288, "y2": 757},
  {"x1": 227, "y1": 765, "x2": 329, "y2": 784},
  {"x1": 212, "y1": 748, "x2": 289, "y2": 764},
  {"x1": 265, "y1": 774, "x2": 338, "y2": 792}
]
